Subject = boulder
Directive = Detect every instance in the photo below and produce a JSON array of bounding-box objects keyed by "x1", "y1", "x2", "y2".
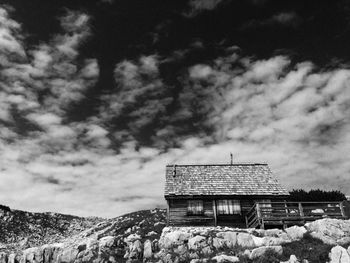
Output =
[
  {"x1": 250, "y1": 245, "x2": 283, "y2": 259},
  {"x1": 159, "y1": 230, "x2": 192, "y2": 249},
  {"x1": 127, "y1": 240, "x2": 143, "y2": 260},
  {"x1": 58, "y1": 247, "x2": 79, "y2": 263},
  {"x1": 263, "y1": 236, "x2": 290, "y2": 246},
  {"x1": 216, "y1": 232, "x2": 237, "y2": 248},
  {"x1": 7, "y1": 254, "x2": 17, "y2": 263},
  {"x1": 0, "y1": 253, "x2": 7, "y2": 263},
  {"x1": 305, "y1": 219, "x2": 350, "y2": 245},
  {"x1": 188, "y1": 235, "x2": 207, "y2": 250},
  {"x1": 237, "y1": 233, "x2": 255, "y2": 248},
  {"x1": 328, "y1": 245, "x2": 350, "y2": 263},
  {"x1": 201, "y1": 246, "x2": 213, "y2": 256},
  {"x1": 280, "y1": 254, "x2": 299, "y2": 263},
  {"x1": 285, "y1": 226, "x2": 307, "y2": 241},
  {"x1": 99, "y1": 236, "x2": 116, "y2": 248},
  {"x1": 212, "y1": 237, "x2": 226, "y2": 250},
  {"x1": 143, "y1": 239, "x2": 153, "y2": 259},
  {"x1": 212, "y1": 255, "x2": 239, "y2": 263},
  {"x1": 124, "y1": 233, "x2": 141, "y2": 243}
]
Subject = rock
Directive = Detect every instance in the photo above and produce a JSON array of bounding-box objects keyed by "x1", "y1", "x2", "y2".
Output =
[
  {"x1": 251, "y1": 235, "x2": 265, "y2": 246},
  {"x1": 159, "y1": 230, "x2": 192, "y2": 249},
  {"x1": 263, "y1": 236, "x2": 290, "y2": 246},
  {"x1": 243, "y1": 249, "x2": 251, "y2": 258},
  {"x1": 305, "y1": 219, "x2": 350, "y2": 245},
  {"x1": 250, "y1": 245, "x2": 283, "y2": 259},
  {"x1": 216, "y1": 232, "x2": 237, "y2": 248},
  {"x1": 127, "y1": 240, "x2": 143, "y2": 259},
  {"x1": 146, "y1": 231, "x2": 158, "y2": 237},
  {"x1": 211, "y1": 254, "x2": 239, "y2": 263},
  {"x1": 99, "y1": 236, "x2": 115, "y2": 248},
  {"x1": 7, "y1": 254, "x2": 16, "y2": 263},
  {"x1": 212, "y1": 237, "x2": 226, "y2": 250},
  {"x1": 337, "y1": 236, "x2": 350, "y2": 246},
  {"x1": 328, "y1": 245, "x2": 350, "y2": 263},
  {"x1": 280, "y1": 254, "x2": 299, "y2": 263},
  {"x1": 0, "y1": 253, "x2": 7, "y2": 263},
  {"x1": 174, "y1": 244, "x2": 187, "y2": 255},
  {"x1": 124, "y1": 233, "x2": 141, "y2": 243},
  {"x1": 58, "y1": 247, "x2": 79, "y2": 263},
  {"x1": 285, "y1": 226, "x2": 307, "y2": 241},
  {"x1": 188, "y1": 235, "x2": 206, "y2": 250},
  {"x1": 201, "y1": 246, "x2": 212, "y2": 256},
  {"x1": 143, "y1": 239, "x2": 153, "y2": 259},
  {"x1": 237, "y1": 233, "x2": 255, "y2": 248}
]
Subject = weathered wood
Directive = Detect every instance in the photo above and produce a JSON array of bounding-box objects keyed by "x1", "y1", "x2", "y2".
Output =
[
  {"x1": 340, "y1": 201, "x2": 345, "y2": 217},
  {"x1": 246, "y1": 201, "x2": 348, "y2": 229},
  {"x1": 213, "y1": 200, "x2": 217, "y2": 226}
]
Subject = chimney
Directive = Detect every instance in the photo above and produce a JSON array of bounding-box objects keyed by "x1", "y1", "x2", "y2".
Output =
[
  {"x1": 230, "y1": 153, "x2": 233, "y2": 165},
  {"x1": 173, "y1": 164, "x2": 177, "y2": 177}
]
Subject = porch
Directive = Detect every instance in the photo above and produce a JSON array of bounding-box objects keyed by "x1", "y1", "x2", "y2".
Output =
[{"x1": 246, "y1": 201, "x2": 348, "y2": 229}]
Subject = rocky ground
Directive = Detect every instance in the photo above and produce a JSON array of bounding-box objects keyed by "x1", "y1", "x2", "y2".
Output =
[{"x1": 1, "y1": 205, "x2": 350, "y2": 263}]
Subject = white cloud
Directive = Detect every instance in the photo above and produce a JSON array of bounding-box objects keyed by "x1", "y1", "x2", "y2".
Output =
[{"x1": 0, "y1": 5, "x2": 349, "y2": 218}]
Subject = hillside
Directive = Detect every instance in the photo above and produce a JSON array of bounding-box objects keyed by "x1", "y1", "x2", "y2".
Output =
[
  {"x1": 1, "y1": 205, "x2": 350, "y2": 263},
  {"x1": 0, "y1": 206, "x2": 104, "y2": 252}
]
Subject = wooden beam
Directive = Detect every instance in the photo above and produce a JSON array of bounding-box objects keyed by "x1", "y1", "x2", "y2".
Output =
[
  {"x1": 340, "y1": 201, "x2": 345, "y2": 217},
  {"x1": 213, "y1": 200, "x2": 217, "y2": 226},
  {"x1": 166, "y1": 199, "x2": 170, "y2": 225},
  {"x1": 298, "y1": 203, "x2": 304, "y2": 217}
]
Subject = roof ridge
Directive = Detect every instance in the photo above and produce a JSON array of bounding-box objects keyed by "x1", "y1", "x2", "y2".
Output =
[{"x1": 166, "y1": 163, "x2": 268, "y2": 167}]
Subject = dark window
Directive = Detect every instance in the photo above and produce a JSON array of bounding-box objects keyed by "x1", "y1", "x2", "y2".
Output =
[{"x1": 187, "y1": 200, "x2": 204, "y2": 215}]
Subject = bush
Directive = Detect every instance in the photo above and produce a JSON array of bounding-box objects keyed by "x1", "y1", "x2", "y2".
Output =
[
  {"x1": 281, "y1": 233, "x2": 332, "y2": 263},
  {"x1": 289, "y1": 189, "x2": 346, "y2": 202},
  {"x1": 0, "y1": 204, "x2": 11, "y2": 212},
  {"x1": 239, "y1": 250, "x2": 281, "y2": 263}
]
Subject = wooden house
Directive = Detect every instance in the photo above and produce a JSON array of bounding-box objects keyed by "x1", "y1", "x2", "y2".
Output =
[
  {"x1": 164, "y1": 163, "x2": 349, "y2": 228},
  {"x1": 164, "y1": 163, "x2": 289, "y2": 227}
]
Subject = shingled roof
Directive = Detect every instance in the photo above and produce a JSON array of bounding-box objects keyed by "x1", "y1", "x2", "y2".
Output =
[{"x1": 164, "y1": 163, "x2": 289, "y2": 197}]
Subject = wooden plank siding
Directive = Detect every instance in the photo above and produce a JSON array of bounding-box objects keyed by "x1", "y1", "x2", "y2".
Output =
[
  {"x1": 168, "y1": 199, "x2": 215, "y2": 226},
  {"x1": 167, "y1": 197, "x2": 287, "y2": 227}
]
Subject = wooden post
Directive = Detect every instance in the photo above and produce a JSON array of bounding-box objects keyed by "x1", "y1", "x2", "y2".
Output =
[
  {"x1": 256, "y1": 203, "x2": 261, "y2": 218},
  {"x1": 213, "y1": 200, "x2": 217, "y2": 226},
  {"x1": 284, "y1": 200, "x2": 288, "y2": 217},
  {"x1": 298, "y1": 202, "x2": 304, "y2": 217},
  {"x1": 340, "y1": 201, "x2": 345, "y2": 217},
  {"x1": 166, "y1": 199, "x2": 170, "y2": 225}
]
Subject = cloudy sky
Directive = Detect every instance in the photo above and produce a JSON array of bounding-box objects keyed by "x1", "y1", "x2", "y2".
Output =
[{"x1": 0, "y1": 0, "x2": 349, "y2": 218}]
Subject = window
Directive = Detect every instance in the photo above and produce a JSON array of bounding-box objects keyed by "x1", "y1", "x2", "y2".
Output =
[
  {"x1": 258, "y1": 199, "x2": 272, "y2": 208},
  {"x1": 217, "y1": 200, "x2": 241, "y2": 215},
  {"x1": 187, "y1": 200, "x2": 204, "y2": 215}
]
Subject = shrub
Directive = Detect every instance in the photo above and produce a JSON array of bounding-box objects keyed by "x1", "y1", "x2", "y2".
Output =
[
  {"x1": 281, "y1": 233, "x2": 332, "y2": 263},
  {"x1": 289, "y1": 189, "x2": 346, "y2": 202},
  {"x1": 0, "y1": 204, "x2": 11, "y2": 212}
]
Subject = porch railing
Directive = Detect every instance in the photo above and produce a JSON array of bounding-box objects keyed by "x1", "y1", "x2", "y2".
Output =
[{"x1": 246, "y1": 201, "x2": 347, "y2": 229}]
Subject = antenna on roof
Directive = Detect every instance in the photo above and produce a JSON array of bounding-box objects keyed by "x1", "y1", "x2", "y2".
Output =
[{"x1": 230, "y1": 153, "x2": 233, "y2": 165}]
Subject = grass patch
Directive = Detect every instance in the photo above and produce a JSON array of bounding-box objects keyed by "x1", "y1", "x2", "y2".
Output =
[{"x1": 281, "y1": 233, "x2": 332, "y2": 263}]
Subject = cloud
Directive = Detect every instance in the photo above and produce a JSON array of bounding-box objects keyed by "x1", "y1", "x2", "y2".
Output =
[
  {"x1": 240, "y1": 12, "x2": 302, "y2": 30},
  {"x1": 0, "y1": 4, "x2": 349, "y2": 218},
  {"x1": 185, "y1": 0, "x2": 228, "y2": 17}
]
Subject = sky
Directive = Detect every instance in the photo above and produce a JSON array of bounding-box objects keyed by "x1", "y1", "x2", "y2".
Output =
[{"x1": 0, "y1": 0, "x2": 349, "y2": 218}]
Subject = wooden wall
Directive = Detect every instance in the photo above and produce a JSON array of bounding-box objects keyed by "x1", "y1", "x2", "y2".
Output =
[
  {"x1": 167, "y1": 197, "x2": 286, "y2": 227},
  {"x1": 168, "y1": 199, "x2": 215, "y2": 226}
]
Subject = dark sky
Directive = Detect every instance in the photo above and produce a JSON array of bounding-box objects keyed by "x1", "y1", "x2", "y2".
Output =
[{"x1": 0, "y1": 0, "x2": 349, "y2": 217}]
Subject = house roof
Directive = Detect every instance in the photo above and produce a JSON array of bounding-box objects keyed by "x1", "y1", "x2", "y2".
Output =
[{"x1": 164, "y1": 163, "x2": 289, "y2": 197}]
